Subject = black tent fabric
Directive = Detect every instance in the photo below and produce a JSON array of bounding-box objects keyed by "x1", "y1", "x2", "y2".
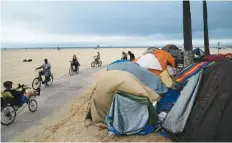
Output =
[{"x1": 170, "y1": 60, "x2": 232, "y2": 142}]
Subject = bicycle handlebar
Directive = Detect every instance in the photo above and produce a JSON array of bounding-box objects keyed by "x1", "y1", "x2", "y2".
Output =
[{"x1": 17, "y1": 84, "x2": 31, "y2": 89}]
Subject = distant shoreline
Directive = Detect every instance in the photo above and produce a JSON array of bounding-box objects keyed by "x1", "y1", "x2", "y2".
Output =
[{"x1": 1, "y1": 46, "x2": 232, "y2": 50}]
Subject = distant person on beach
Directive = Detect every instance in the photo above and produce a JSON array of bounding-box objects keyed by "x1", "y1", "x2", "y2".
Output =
[
  {"x1": 35, "y1": 58, "x2": 51, "y2": 84},
  {"x1": 128, "y1": 51, "x2": 135, "y2": 61},
  {"x1": 121, "y1": 52, "x2": 128, "y2": 60},
  {"x1": 71, "y1": 54, "x2": 80, "y2": 72}
]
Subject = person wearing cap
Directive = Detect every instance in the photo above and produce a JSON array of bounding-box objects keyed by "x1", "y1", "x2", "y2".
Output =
[{"x1": 35, "y1": 58, "x2": 51, "y2": 85}]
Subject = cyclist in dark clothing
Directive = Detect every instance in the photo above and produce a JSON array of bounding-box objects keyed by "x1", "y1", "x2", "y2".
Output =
[
  {"x1": 71, "y1": 55, "x2": 80, "y2": 72},
  {"x1": 128, "y1": 51, "x2": 135, "y2": 61},
  {"x1": 95, "y1": 52, "x2": 100, "y2": 62}
]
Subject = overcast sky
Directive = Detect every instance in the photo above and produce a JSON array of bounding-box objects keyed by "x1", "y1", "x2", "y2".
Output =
[{"x1": 1, "y1": 1, "x2": 232, "y2": 48}]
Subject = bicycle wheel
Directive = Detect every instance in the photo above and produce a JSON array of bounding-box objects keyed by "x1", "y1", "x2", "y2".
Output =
[
  {"x1": 76, "y1": 67, "x2": 79, "y2": 74},
  {"x1": 28, "y1": 99, "x2": 38, "y2": 112},
  {"x1": 46, "y1": 75, "x2": 53, "y2": 86},
  {"x1": 98, "y1": 61, "x2": 102, "y2": 67},
  {"x1": 69, "y1": 67, "x2": 74, "y2": 76},
  {"x1": 32, "y1": 77, "x2": 41, "y2": 90},
  {"x1": 91, "y1": 61, "x2": 96, "y2": 67},
  {"x1": 1, "y1": 105, "x2": 16, "y2": 125}
]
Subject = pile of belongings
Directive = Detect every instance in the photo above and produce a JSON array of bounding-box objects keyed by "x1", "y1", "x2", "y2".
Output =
[
  {"x1": 204, "y1": 53, "x2": 232, "y2": 61},
  {"x1": 162, "y1": 44, "x2": 183, "y2": 66},
  {"x1": 84, "y1": 46, "x2": 232, "y2": 142}
]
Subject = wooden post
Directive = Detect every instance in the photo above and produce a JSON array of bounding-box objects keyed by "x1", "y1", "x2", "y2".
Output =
[
  {"x1": 183, "y1": 0, "x2": 194, "y2": 66},
  {"x1": 203, "y1": 0, "x2": 210, "y2": 55}
]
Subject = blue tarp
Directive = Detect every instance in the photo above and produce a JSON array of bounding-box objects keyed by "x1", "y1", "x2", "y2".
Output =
[
  {"x1": 156, "y1": 88, "x2": 180, "y2": 114},
  {"x1": 110, "y1": 60, "x2": 129, "y2": 65},
  {"x1": 107, "y1": 62, "x2": 167, "y2": 94},
  {"x1": 105, "y1": 93, "x2": 156, "y2": 136}
]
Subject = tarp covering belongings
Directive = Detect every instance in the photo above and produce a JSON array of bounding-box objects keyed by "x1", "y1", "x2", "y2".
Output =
[
  {"x1": 162, "y1": 44, "x2": 183, "y2": 66},
  {"x1": 105, "y1": 91, "x2": 157, "y2": 135},
  {"x1": 176, "y1": 61, "x2": 214, "y2": 83},
  {"x1": 110, "y1": 59, "x2": 129, "y2": 65},
  {"x1": 162, "y1": 44, "x2": 181, "y2": 58},
  {"x1": 162, "y1": 71, "x2": 202, "y2": 134},
  {"x1": 107, "y1": 62, "x2": 167, "y2": 94},
  {"x1": 169, "y1": 60, "x2": 232, "y2": 142},
  {"x1": 136, "y1": 53, "x2": 163, "y2": 70},
  {"x1": 203, "y1": 54, "x2": 227, "y2": 62},
  {"x1": 156, "y1": 88, "x2": 180, "y2": 114},
  {"x1": 134, "y1": 49, "x2": 175, "y2": 76},
  {"x1": 160, "y1": 70, "x2": 173, "y2": 88},
  {"x1": 85, "y1": 70, "x2": 160, "y2": 123},
  {"x1": 224, "y1": 53, "x2": 232, "y2": 59}
]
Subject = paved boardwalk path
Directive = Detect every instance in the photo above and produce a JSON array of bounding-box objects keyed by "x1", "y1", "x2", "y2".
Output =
[{"x1": 1, "y1": 66, "x2": 105, "y2": 142}]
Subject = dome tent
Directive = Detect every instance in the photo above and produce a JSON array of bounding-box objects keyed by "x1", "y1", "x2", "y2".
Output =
[
  {"x1": 107, "y1": 61, "x2": 167, "y2": 94},
  {"x1": 85, "y1": 70, "x2": 159, "y2": 123}
]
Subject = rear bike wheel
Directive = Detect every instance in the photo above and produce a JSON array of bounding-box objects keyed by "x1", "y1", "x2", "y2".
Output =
[
  {"x1": 46, "y1": 75, "x2": 53, "y2": 86},
  {"x1": 69, "y1": 67, "x2": 74, "y2": 76},
  {"x1": 98, "y1": 61, "x2": 102, "y2": 67},
  {"x1": 1, "y1": 105, "x2": 16, "y2": 125},
  {"x1": 28, "y1": 99, "x2": 38, "y2": 112},
  {"x1": 76, "y1": 67, "x2": 79, "y2": 74},
  {"x1": 32, "y1": 77, "x2": 41, "y2": 90},
  {"x1": 91, "y1": 61, "x2": 96, "y2": 67}
]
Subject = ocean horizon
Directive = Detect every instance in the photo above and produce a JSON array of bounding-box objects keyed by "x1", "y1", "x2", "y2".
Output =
[{"x1": 1, "y1": 45, "x2": 232, "y2": 50}]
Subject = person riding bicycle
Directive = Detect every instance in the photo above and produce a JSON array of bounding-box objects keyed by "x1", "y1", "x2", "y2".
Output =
[
  {"x1": 71, "y1": 54, "x2": 80, "y2": 72},
  {"x1": 94, "y1": 52, "x2": 101, "y2": 62},
  {"x1": 1, "y1": 81, "x2": 34, "y2": 106},
  {"x1": 35, "y1": 59, "x2": 51, "y2": 85}
]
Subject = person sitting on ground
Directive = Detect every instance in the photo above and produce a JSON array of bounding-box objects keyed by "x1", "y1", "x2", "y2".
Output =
[
  {"x1": 1, "y1": 81, "x2": 35, "y2": 106},
  {"x1": 128, "y1": 51, "x2": 135, "y2": 61},
  {"x1": 35, "y1": 58, "x2": 51, "y2": 85},
  {"x1": 95, "y1": 52, "x2": 101, "y2": 62},
  {"x1": 121, "y1": 52, "x2": 128, "y2": 60},
  {"x1": 71, "y1": 54, "x2": 80, "y2": 72}
]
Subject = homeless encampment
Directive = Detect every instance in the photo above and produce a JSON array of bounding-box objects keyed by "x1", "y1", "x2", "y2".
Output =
[
  {"x1": 107, "y1": 62, "x2": 167, "y2": 94},
  {"x1": 167, "y1": 60, "x2": 232, "y2": 142},
  {"x1": 85, "y1": 70, "x2": 160, "y2": 124}
]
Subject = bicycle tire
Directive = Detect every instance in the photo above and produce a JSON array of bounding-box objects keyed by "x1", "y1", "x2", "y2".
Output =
[
  {"x1": 1, "y1": 105, "x2": 16, "y2": 125},
  {"x1": 98, "y1": 61, "x2": 102, "y2": 67},
  {"x1": 46, "y1": 75, "x2": 53, "y2": 86},
  {"x1": 69, "y1": 67, "x2": 74, "y2": 76},
  {"x1": 28, "y1": 99, "x2": 38, "y2": 112},
  {"x1": 32, "y1": 77, "x2": 41, "y2": 90},
  {"x1": 91, "y1": 61, "x2": 95, "y2": 67}
]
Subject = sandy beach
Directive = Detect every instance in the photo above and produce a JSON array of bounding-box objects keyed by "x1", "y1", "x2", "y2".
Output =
[
  {"x1": 1, "y1": 47, "x2": 231, "y2": 89},
  {"x1": 1, "y1": 47, "x2": 232, "y2": 142},
  {"x1": 1, "y1": 48, "x2": 146, "y2": 89}
]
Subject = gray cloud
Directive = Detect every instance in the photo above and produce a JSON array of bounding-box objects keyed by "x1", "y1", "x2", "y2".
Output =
[{"x1": 1, "y1": 1, "x2": 232, "y2": 47}]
